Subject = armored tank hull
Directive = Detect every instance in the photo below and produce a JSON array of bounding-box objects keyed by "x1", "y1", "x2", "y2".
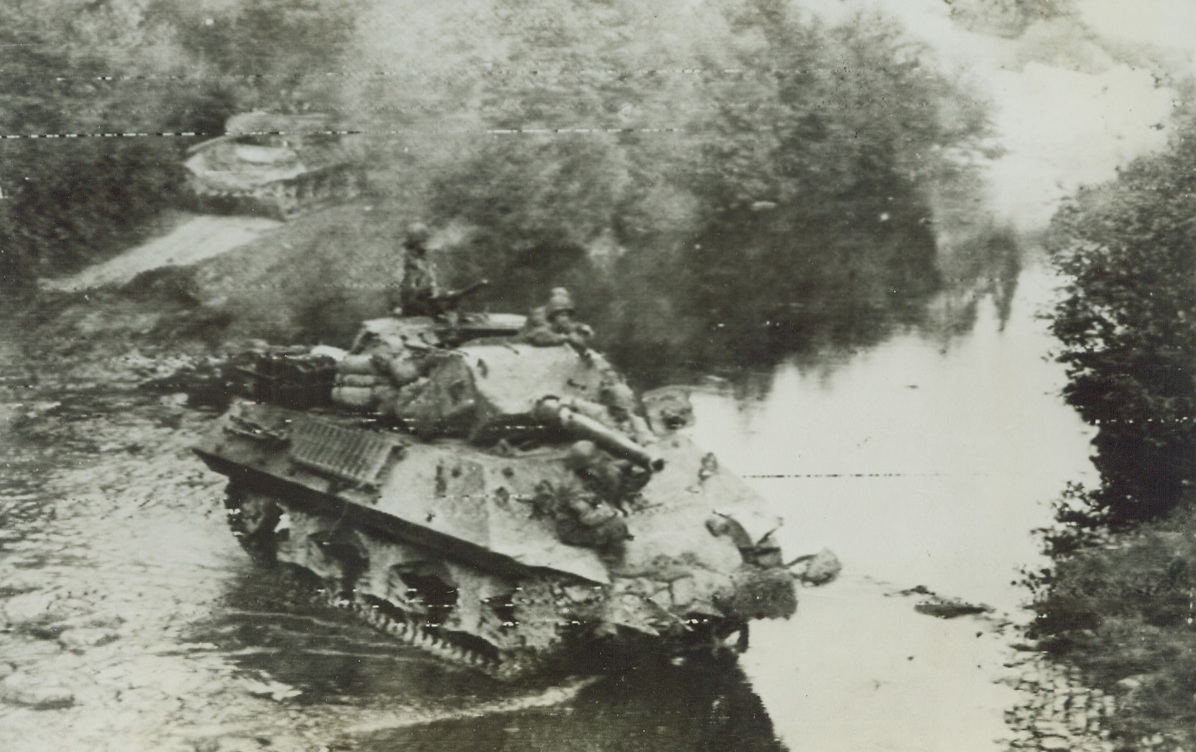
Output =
[
  {"x1": 194, "y1": 317, "x2": 800, "y2": 678},
  {"x1": 183, "y1": 112, "x2": 364, "y2": 220}
]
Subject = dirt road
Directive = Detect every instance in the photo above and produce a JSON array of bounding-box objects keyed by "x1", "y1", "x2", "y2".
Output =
[{"x1": 40, "y1": 214, "x2": 280, "y2": 293}]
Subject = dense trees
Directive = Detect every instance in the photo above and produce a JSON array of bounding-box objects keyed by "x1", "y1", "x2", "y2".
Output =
[
  {"x1": 354, "y1": 0, "x2": 994, "y2": 364},
  {"x1": 0, "y1": 2, "x2": 183, "y2": 289},
  {"x1": 677, "y1": 7, "x2": 986, "y2": 359},
  {"x1": 1047, "y1": 104, "x2": 1196, "y2": 529},
  {"x1": 1028, "y1": 102, "x2": 1196, "y2": 745},
  {"x1": 2, "y1": 0, "x2": 998, "y2": 373}
]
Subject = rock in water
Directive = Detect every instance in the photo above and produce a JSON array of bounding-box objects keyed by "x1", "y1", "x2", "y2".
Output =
[
  {"x1": 913, "y1": 596, "x2": 993, "y2": 619},
  {"x1": 791, "y1": 549, "x2": 842, "y2": 586},
  {"x1": 58, "y1": 628, "x2": 119, "y2": 652},
  {"x1": 0, "y1": 672, "x2": 75, "y2": 710}
]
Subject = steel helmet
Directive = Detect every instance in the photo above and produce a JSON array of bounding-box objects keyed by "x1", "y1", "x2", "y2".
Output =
[
  {"x1": 545, "y1": 287, "x2": 575, "y2": 316},
  {"x1": 405, "y1": 222, "x2": 431, "y2": 247}
]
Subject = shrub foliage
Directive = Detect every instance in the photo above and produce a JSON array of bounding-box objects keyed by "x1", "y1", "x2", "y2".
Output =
[{"x1": 1048, "y1": 107, "x2": 1196, "y2": 528}]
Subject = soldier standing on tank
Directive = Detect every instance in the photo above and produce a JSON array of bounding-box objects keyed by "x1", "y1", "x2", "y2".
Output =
[
  {"x1": 519, "y1": 287, "x2": 594, "y2": 348},
  {"x1": 397, "y1": 222, "x2": 441, "y2": 317}
]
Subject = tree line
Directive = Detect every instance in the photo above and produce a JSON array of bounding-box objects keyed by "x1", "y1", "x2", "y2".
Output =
[
  {"x1": 1026, "y1": 83, "x2": 1196, "y2": 746},
  {"x1": 349, "y1": 0, "x2": 995, "y2": 367},
  {"x1": 0, "y1": 0, "x2": 360, "y2": 292},
  {"x1": 1047, "y1": 91, "x2": 1196, "y2": 533},
  {"x1": 0, "y1": 0, "x2": 1000, "y2": 377}
]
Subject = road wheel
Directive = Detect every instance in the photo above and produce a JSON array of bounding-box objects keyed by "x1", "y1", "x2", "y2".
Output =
[{"x1": 224, "y1": 486, "x2": 281, "y2": 562}]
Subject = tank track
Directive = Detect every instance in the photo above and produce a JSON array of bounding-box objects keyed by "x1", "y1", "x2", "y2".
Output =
[
  {"x1": 314, "y1": 590, "x2": 548, "y2": 681},
  {"x1": 190, "y1": 167, "x2": 363, "y2": 221},
  {"x1": 224, "y1": 485, "x2": 576, "y2": 681}
]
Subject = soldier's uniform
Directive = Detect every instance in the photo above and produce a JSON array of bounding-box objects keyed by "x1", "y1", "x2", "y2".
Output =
[
  {"x1": 398, "y1": 222, "x2": 440, "y2": 317},
  {"x1": 518, "y1": 287, "x2": 594, "y2": 348}
]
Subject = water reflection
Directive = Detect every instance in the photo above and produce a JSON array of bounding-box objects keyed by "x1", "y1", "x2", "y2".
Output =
[
  {"x1": 686, "y1": 261, "x2": 1089, "y2": 610},
  {"x1": 447, "y1": 182, "x2": 1022, "y2": 392},
  {"x1": 193, "y1": 568, "x2": 517, "y2": 706},
  {"x1": 354, "y1": 660, "x2": 785, "y2": 752},
  {"x1": 193, "y1": 568, "x2": 786, "y2": 752},
  {"x1": 690, "y1": 261, "x2": 1094, "y2": 751}
]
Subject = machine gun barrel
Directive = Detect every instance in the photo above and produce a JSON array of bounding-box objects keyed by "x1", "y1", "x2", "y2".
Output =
[
  {"x1": 436, "y1": 279, "x2": 490, "y2": 304},
  {"x1": 534, "y1": 397, "x2": 665, "y2": 472}
]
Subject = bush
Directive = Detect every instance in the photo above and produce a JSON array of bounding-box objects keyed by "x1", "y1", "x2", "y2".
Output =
[
  {"x1": 1032, "y1": 99, "x2": 1196, "y2": 748},
  {"x1": 0, "y1": 138, "x2": 183, "y2": 284},
  {"x1": 1031, "y1": 529, "x2": 1196, "y2": 638},
  {"x1": 1047, "y1": 109, "x2": 1196, "y2": 527}
]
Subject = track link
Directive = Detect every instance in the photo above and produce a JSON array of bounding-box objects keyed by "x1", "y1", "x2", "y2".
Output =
[{"x1": 314, "y1": 589, "x2": 549, "y2": 681}]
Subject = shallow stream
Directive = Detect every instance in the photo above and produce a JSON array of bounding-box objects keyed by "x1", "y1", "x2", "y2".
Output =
[{"x1": 0, "y1": 256, "x2": 1103, "y2": 752}]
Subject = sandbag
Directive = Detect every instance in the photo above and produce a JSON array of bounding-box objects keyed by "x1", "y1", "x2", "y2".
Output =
[
  {"x1": 332, "y1": 386, "x2": 377, "y2": 409},
  {"x1": 337, "y1": 373, "x2": 381, "y2": 388},
  {"x1": 338, "y1": 353, "x2": 377, "y2": 376},
  {"x1": 373, "y1": 384, "x2": 399, "y2": 414},
  {"x1": 382, "y1": 355, "x2": 421, "y2": 386}
]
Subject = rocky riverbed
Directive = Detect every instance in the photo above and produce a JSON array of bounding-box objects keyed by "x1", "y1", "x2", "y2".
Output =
[{"x1": 1003, "y1": 654, "x2": 1121, "y2": 752}]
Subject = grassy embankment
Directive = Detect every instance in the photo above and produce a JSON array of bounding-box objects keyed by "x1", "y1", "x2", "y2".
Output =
[
  {"x1": 1032, "y1": 507, "x2": 1196, "y2": 743},
  {"x1": 1029, "y1": 94, "x2": 1196, "y2": 748}
]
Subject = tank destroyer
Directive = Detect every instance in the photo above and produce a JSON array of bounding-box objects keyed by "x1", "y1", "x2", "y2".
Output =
[
  {"x1": 183, "y1": 112, "x2": 363, "y2": 220},
  {"x1": 194, "y1": 305, "x2": 805, "y2": 678}
]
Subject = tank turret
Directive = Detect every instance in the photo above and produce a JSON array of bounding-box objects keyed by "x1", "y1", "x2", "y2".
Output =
[{"x1": 194, "y1": 306, "x2": 817, "y2": 678}]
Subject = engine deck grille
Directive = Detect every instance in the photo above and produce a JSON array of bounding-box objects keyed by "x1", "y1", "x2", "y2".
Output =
[{"x1": 289, "y1": 418, "x2": 397, "y2": 486}]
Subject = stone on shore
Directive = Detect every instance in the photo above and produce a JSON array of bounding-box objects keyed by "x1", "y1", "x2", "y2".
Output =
[
  {"x1": 1, "y1": 672, "x2": 75, "y2": 710},
  {"x1": 792, "y1": 549, "x2": 842, "y2": 586},
  {"x1": 58, "y1": 628, "x2": 119, "y2": 652},
  {"x1": 2, "y1": 591, "x2": 65, "y2": 627}
]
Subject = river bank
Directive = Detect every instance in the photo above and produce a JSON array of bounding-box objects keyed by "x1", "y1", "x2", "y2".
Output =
[{"x1": 1024, "y1": 512, "x2": 1196, "y2": 751}]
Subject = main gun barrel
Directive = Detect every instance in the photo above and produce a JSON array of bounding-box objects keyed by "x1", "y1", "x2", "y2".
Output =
[{"x1": 534, "y1": 397, "x2": 665, "y2": 472}]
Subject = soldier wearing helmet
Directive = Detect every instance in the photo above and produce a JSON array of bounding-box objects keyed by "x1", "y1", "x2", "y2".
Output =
[
  {"x1": 397, "y1": 222, "x2": 441, "y2": 317},
  {"x1": 600, "y1": 379, "x2": 655, "y2": 445},
  {"x1": 519, "y1": 286, "x2": 595, "y2": 348}
]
